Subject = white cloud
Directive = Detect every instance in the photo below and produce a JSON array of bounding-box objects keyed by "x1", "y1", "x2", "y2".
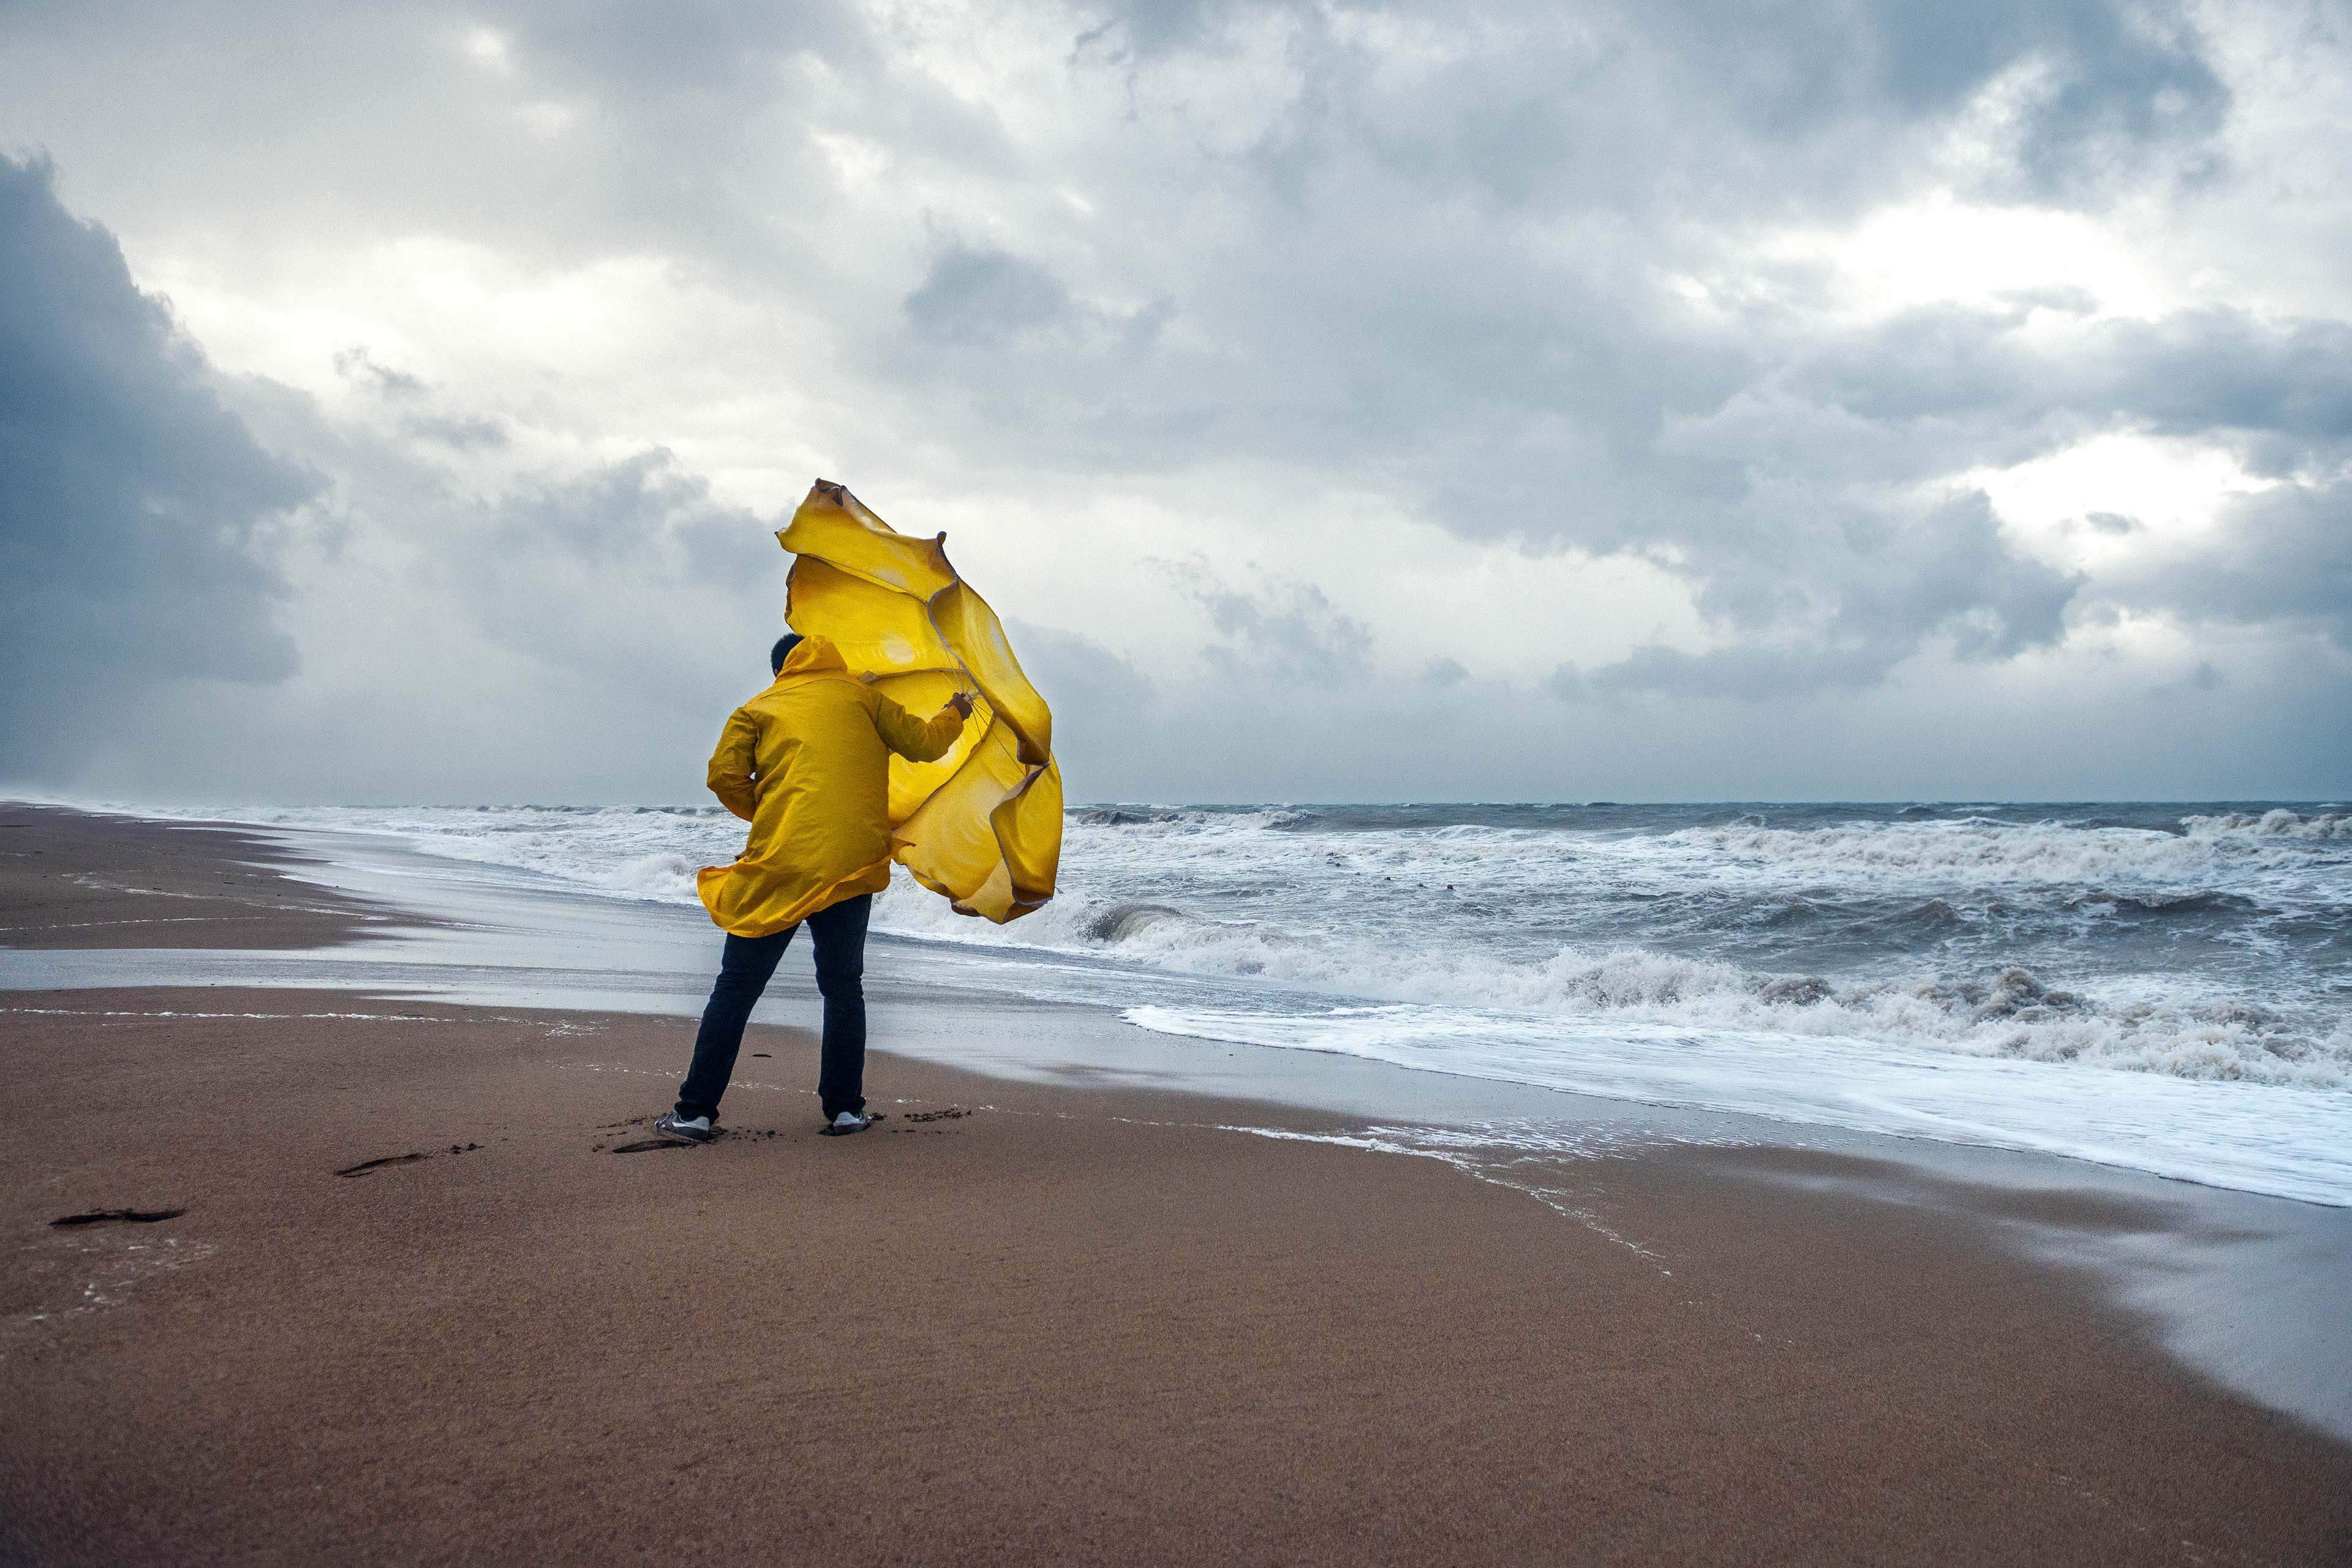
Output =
[{"x1": 1972, "y1": 431, "x2": 2280, "y2": 548}]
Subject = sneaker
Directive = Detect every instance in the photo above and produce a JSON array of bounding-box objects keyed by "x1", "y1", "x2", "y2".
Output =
[
  {"x1": 655, "y1": 1110, "x2": 714, "y2": 1144},
  {"x1": 820, "y1": 1110, "x2": 871, "y2": 1137}
]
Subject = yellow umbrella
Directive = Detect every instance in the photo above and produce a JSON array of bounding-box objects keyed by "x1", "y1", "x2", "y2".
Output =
[{"x1": 778, "y1": 480, "x2": 1062, "y2": 923}]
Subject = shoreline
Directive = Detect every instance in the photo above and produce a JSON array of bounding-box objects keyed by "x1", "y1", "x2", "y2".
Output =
[
  {"x1": 15, "y1": 798, "x2": 2350, "y2": 1214},
  {"x1": 3, "y1": 807, "x2": 2348, "y2": 1562},
  {"x1": 0, "y1": 803, "x2": 412, "y2": 951}
]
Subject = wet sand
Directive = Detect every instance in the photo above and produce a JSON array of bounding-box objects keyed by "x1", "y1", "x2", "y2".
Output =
[
  {"x1": 0, "y1": 804, "x2": 398, "y2": 950},
  {"x1": 2, "y1": 810, "x2": 2348, "y2": 1564}
]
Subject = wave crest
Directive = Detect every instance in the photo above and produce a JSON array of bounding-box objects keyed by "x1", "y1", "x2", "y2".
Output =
[
  {"x1": 2182, "y1": 809, "x2": 2349, "y2": 840},
  {"x1": 884, "y1": 881, "x2": 2349, "y2": 1090},
  {"x1": 1653, "y1": 813, "x2": 2347, "y2": 885}
]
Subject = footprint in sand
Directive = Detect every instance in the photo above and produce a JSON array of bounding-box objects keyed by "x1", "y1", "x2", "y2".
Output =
[
  {"x1": 607, "y1": 1125, "x2": 796, "y2": 1152},
  {"x1": 336, "y1": 1144, "x2": 480, "y2": 1178},
  {"x1": 605, "y1": 1121, "x2": 863, "y2": 1152}
]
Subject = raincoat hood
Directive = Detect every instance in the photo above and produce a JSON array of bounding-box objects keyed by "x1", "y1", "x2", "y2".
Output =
[{"x1": 773, "y1": 635, "x2": 849, "y2": 684}]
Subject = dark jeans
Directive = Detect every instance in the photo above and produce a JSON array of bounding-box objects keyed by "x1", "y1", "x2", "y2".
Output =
[{"x1": 674, "y1": 893, "x2": 872, "y2": 1123}]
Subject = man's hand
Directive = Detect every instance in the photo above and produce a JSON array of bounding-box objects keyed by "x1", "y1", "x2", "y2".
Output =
[{"x1": 947, "y1": 691, "x2": 977, "y2": 721}]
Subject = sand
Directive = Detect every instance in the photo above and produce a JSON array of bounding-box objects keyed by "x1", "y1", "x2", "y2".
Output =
[
  {"x1": 1, "y1": 809, "x2": 2348, "y2": 1565},
  {"x1": 0, "y1": 804, "x2": 396, "y2": 950}
]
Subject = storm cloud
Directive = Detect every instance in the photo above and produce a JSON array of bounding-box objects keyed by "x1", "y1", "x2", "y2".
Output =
[
  {"x1": 1, "y1": 0, "x2": 2346, "y2": 801},
  {"x1": 0, "y1": 155, "x2": 318, "y2": 771}
]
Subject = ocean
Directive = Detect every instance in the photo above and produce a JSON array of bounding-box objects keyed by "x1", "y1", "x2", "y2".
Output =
[{"x1": 126, "y1": 799, "x2": 2352, "y2": 1205}]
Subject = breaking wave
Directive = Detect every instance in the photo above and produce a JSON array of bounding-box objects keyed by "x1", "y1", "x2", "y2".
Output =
[
  {"x1": 860, "y1": 800, "x2": 2352, "y2": 1092},
  {"x1": 1649, "y1": 811, "x2": 2349, "y2": 884},
  {"x1": 109, "y1": 797, "x2": 2352, "y2": 1096},
  {"x1": 874, "y1": 880, "x2": 2352, "y2": 1090},
  {"x1": 2183, "y1": 809, "x2": 2350, "y2": 840}
]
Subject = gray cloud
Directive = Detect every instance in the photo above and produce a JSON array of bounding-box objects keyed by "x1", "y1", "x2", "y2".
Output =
[
  {"x1": 1558, "y1": 643, "x2": 1904, "y2": 704},
  {"x1": 117, "y1": 375, "x2": 806, "y2": 802},
  {"x1": 1086, "y1": 0, "x2": 2225, "y2": 211},
  {"x1": 0, "y1": 0, "x2": 1006, "y2": 287},
  {"x1": 493, "y1": 0, "x2": 876, "y2": 93},
  {"x1": 2126, "y1": 480, "x2": 2352, "y2": 652},
  {"x1": 401, "y1": 412, "x2": 509, "y2": 450},
  {"x1": 1795, "y1": 305, "x2": 2352, "y2": 456},
  {"x1": 329, "y1": 347, "x2": 508, "y2": 447},
  {"x1": 905, "y1": 246, "x2": 1073, "y2": 347},
  {"x1": 333, "y1": 345, "x2": 427, "y2": 398},
  {"x1": 0, "y1": 154, "x2": 318, "y2": 770},
  {"x1": 1570, "y1": 490, "x2": 2082, "y2": 701},
  {"x1": 1165, "y1": 562, "x2": 1375, "y2": 687},
  {"x1": 814, "y1": 2, "x2": 2266, "y2": 701},
  {"x1": 0, "y1": 153, "x2": 801, "y2": 799},
  {"x1": 1002, "y1": 620, "x2": 1163, "y2": 797},
  {"x1": 462, "y1": 449, "x2": 783, "y2": 687}
]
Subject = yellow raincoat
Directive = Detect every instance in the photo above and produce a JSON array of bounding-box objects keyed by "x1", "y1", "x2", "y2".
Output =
[{"x1": 695, "y1": 635, "x2": 965, "y2": 937}]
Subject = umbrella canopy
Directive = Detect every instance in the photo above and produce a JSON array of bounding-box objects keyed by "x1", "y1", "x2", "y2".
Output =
[{"x1": 778, "y1": 480, "x2": 1062, "y2": 924}]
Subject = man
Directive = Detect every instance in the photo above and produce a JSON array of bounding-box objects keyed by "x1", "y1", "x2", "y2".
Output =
[{"x1": 656, "y1": 631, "x2": 973, "y2": 1142}]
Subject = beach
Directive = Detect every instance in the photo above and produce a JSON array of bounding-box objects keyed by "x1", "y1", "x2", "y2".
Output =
[{"x1": 2, "y1": 806, "x2": 2349, "y2": 1565}]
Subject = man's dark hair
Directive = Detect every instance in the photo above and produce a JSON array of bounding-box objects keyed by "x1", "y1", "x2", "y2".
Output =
[{"x1": 771, "y1": 632, "x2": 803, "y2": 674}]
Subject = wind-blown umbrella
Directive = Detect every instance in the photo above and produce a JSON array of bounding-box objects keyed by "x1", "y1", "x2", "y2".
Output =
[{"x1": 778, "y1": 480, "x2": 1061, "y2": 923}]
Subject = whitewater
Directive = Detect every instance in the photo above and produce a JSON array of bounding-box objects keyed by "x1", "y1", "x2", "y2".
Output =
[{"x1": 100, "y1": 799, "x2": 2352, "y2": 1205}]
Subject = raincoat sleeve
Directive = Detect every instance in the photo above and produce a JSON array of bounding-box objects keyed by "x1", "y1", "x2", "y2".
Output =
[
  {"x1": 870, "y1": 695, "x2": 964, "y2": 764},
  {"x1": 705, "y1": 707, "x2": 761, "y2": 823}
]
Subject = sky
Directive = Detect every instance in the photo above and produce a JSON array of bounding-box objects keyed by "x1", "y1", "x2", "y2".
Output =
[{"x1": 3, "y1": 0, "x2": 2349, "y2": 805}]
